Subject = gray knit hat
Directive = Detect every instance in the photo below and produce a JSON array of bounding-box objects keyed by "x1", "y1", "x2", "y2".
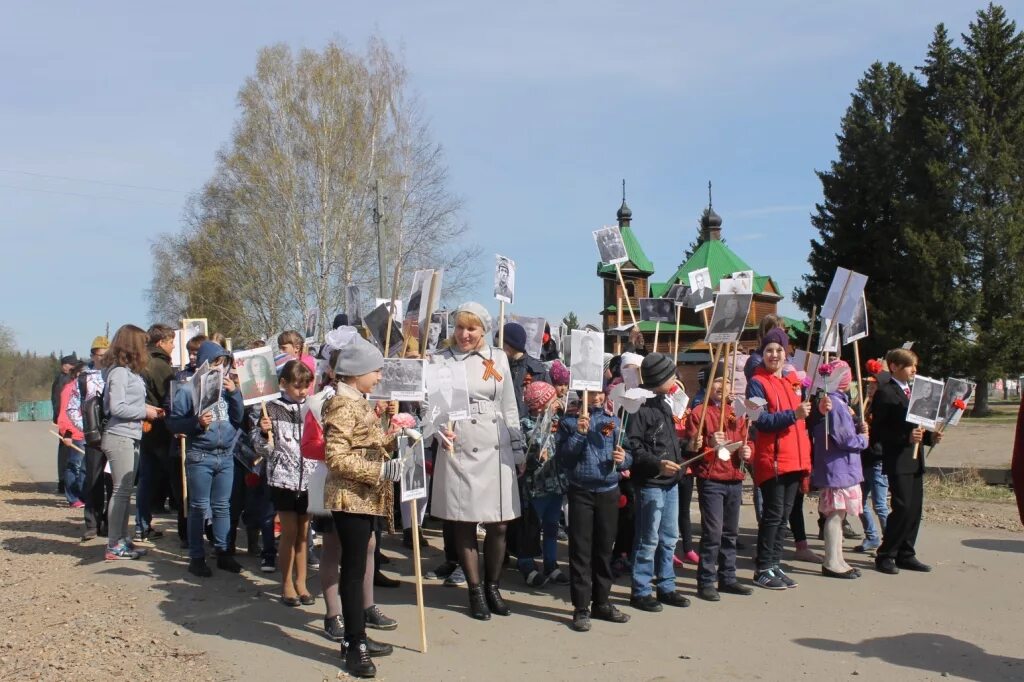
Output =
[
  {"x1": 454, "y1": 301, "x2": 493, "y2": 334},
  {"x1": 640, "y1": 352, "x2": 676, "y2": 389},
  {"x1": 335, "y1": 335, "x2": 384, "y2": 376}
]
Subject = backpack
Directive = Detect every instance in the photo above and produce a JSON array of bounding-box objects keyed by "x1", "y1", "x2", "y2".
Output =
[{"x1": 80, "y1": 372, "x2": 107, "y2": 447}]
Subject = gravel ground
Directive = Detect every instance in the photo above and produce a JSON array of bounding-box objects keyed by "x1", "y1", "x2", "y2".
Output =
[{"x1": 0, "y1": 459, "x2": 213, "y2": 682}]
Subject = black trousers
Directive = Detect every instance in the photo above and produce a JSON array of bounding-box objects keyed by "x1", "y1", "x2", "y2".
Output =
[
  {"x1": 167, "y1": 440, "x2": 187, "y2": 541},
  {"x1": 567, "y1": 486, "x2": 619, "y2": 609},
  {"x1": 677, "y1": 474, "x2": 695, "y2": 554},
  {"x1": 877, "y1": 471, "x2": 923, "y2": 561},
  {"x1": 755, "y1": 472, "x2": 801, "y2": 572},
  {"x1": 789, "y1": 491, "x2": 807, "y2": 543},
  {"x1": 612, "y1": 480, "x2": 635, "y2": 558},
  {"x1": 332, "y1": 511, "x2": 374, "y2": 643},
  {"x1": 57, "y1": 441, "x2": 68, "y2": 490},
  {"x1": 697, "y1": 478, "x2": 742, "y2": 587},
  {"x1": 82, "y1": 444, "x2": 111, "y2": 533}
]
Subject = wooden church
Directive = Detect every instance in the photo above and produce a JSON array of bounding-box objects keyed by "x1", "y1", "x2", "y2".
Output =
[{"x1": 597, "y1": 185, "x2": 789, "y2": 390}]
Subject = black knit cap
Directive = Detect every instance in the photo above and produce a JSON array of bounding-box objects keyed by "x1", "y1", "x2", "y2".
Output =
[
  {"x1": 640, "y1": 352, "x2": 676, "y2": 389},
  {"x1": 702, "y1": 361, "x2": 726, "y2": 389}
]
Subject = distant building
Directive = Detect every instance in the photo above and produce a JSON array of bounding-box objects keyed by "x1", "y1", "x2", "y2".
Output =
[{"x1": 597, "y1": 184, "x2": 790, "y2": 391}]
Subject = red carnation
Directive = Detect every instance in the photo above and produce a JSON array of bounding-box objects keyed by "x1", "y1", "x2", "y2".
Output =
[
  {"x1": 866, "y1": 359, "x2": 884, "y2": 375},
  {"x1": 953, "y1": 398, "x2": 967, "y2": 411}
]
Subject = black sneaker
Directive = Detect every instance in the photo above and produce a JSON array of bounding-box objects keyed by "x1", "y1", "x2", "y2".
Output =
[
  {"x1": 364, "y1": 605, "x2": 398, "y2": 631},
  {"x1": 774, "y1": 568, "x2": 798, "y2": 588},
  {"x1": 719, "y1": 581, "x2": 753, "y2": 596},
  {"x1": 590, "y1": 603, "x2": 630, "y2": 623},
  {"x1": 341, "y1": 637, "x2": 393, "y2": 658},
  {"x1": 426, "y1": 560, "x2": 457, "y2": 580},
  {"x1": 344, "y1": 639, "x2": 377, "y2": 678},
  {"x1": 188, "y1": 558, "x2": 213, "y2": 577},
  {"x1": 656, "y1": 590, "x2": 691, "y2": 608},
  {"x1": 753, "y1": 569, "x2": 787, "y2": 590},
  {"x1": 842, "y1": 519, "x2": 861, "y2": 540},
  {"x1": 697, "y1": 585, "x2": 721, "y2": 602},
  {"x1": 629, "y1": 594, "x2": 663, "y2": 613},
  {"x1": 216, "y1": 553, "x2": 243, "y2": 573},
  {"x1": 260, "y1": 556, "x2": 276, "y2": 573},
  {"x1": 570, "y1": 608, "x2": 591, "y2": 632},
  {"x1": 324, "y1": 615, "x2": 345, "y2": 642}
]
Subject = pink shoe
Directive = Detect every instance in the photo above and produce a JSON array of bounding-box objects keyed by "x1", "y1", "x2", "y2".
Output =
[
  {"x1": 673, "y1": 554, "x2": 684, "y2": 567},
  {"x1": 683, "y1": 550, "x2": 700, "y2": 565},
  {"x1": 71, "y1": 501, "x2": 85, "y2": 509}
]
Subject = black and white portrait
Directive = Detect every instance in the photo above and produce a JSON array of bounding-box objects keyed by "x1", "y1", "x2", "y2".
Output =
[
  {"x1": 405, "y1": 270, "x2": 432, "y2": 323},
  {"x1": 370, "y1": 358, "x2": 425, "y2": 401},
  {"x1": 234, "y1": 346, "x2": 280, "y2": 406},
  {"x1": 593, "y1": 226, "x2": 628, "y2": 265},
  {"x1": 821, "y1": 266, "x2": 869, "y2": 328},
  {"x1": 494, "y1": 254, "x2": 515, "y2": 304},
  {"x1": 728, "y1": 270, "x2": 754, "y2": 294},
  {"x1": 841, "y1": 293, "x2": 869, "y2": 345},
  {"x1": 196, "y1": 367, "x2": 223, "y2": 416},
  {"x1": 666, "y1": 283, "x2": 691, "y2": 307},
  {"x1": 508, "y1": 315, "x2": 546, "y2": 358},
  {"x1": 364, "y1": 302, "x2": 405, "y2": 357},
  {"x1": 426, "y1": 311, "x2": 448, "y2": 353},
  {"x1": 937, "y1": 378, "x2": 974, "y2": 426},
  {"x1": 569, "y1": 329, "x2": 604, "y2": 391},
  {"x1": 182, "y1": 318, "x2": 208, "y2": 345},
  {"x1": 687, "y1": 268, "x2": 714, "y2": 312},
  {"x1": 304, "y1": 310, "x2": 317, "y2": 341},
  {"x1": 905, "y1": 375, "x2": 944, "y2": 430},
  {"x1": 817, "y1": 317, "x2": 840, "y2": 354},
  {"x1": 345, "y1": 284, "x2": 362, "y2": 326},
  {"x1": 171, "y1": 330, "x2": 184, "y2": 368},
  {"x1": 705, "y1": 293, "x2": 753, "y2": 344},
  {"x1": 399, "y1": 437, "x2": 428, "y2": 503},
  {"x1": 424, "y1": 361, "x2": 471, "y2": 425},
  {"x1": 639, "y1": 297, "x2": 674, "y2": 323}
]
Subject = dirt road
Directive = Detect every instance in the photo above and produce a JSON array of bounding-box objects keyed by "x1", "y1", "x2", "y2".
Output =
[{"x1": 2, "y1": 422, "x2": 1022, "y2": 681}]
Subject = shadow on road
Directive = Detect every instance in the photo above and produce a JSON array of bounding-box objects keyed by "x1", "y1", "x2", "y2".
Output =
[
  {"x1": 961, "y1": 538, "x2": 1024, "y2": 554},
  {"x1": 794, "y1": 633, "x2": 1024, "y2": 681}
]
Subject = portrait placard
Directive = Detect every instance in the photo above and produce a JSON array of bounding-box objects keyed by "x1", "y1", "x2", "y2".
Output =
[
  {"x1": 905, "y1": 375, "x2": 944, "y2": 430},
  {"x1": 494, "y1": 255, "x2": 516, "y2": 304},
  {"x1": 424, "y1": 360, "x2": 471, "y2": 424},
  {"x1": 507, "y1": 315, "x2": 546, "y2": 359},
  {"x1": 666, "y1": 283, "x2": 691, "y2": 307},
  {"x1": 593, "y1": 226, "x2": 628, "y2": 265},
  {"x1": 639, "y1": 298, "x2": 675, "y2": 323},
  {"x1": 398, "y1": 436, "x2": 428, "y2": 503},
  {"x1": 569, "y1": 329, "x2": 605, "y2": 391},
  {"x1": 705, "y1": 293, "x2": 753, "y2": 344},
  {"x1": 233, "y1": 346, "x2": 281, "y2": 406},
  {"x1": 687, "y1": 268, "x2": 714, "y2": 312},
  {"x1": 937, "y1": 378, "x2": 975, "y2": 427},
  {"x1": 821, "y1": 267, "x2": 869, "y2": 327},
  {"x1": 729, "y1": 270, "x2": 754, "y2": 294},
  {"x1": 425, "y1": 311, "x2": 448, "y2": 353},
  {"x1": 842, "y1": 293, "x2": 870, "y2": 345},
  {"x1": 182, "y1": 318, "x2": 208, "y2": 346},
  {"x1": 345, "y1": 284, "x2": 362, "y2": 326},
  {"x1": 369, "y1": 358, "x2": 425, "y2": 401},
  {"x1": 171, "y1": 329, "x2": 184, "y2": 368},
  {"x1": 196, "y1": 367, "x2": 223, "y2": 417},
  {"x1": 304, "y1": 309, "x2": 317, "y2": 342},
  {"x1": 364, "y1": 303, "x2": 405, "y2": 357},
  {"x1": 817, "y1": 317, "x2": 840, "y2": 354}
]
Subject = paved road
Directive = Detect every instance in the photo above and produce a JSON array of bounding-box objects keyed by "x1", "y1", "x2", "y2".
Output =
[{"x1": 3, "y1": 422, "x2": 1022, "y2": 681}]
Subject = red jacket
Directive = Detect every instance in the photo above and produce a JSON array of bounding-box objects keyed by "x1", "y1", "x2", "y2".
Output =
[
  {"x1": 56, "y1": 380, "x2": 84, "y2": 442},
  {"x1": 685, "y1": 401, "x2": 750, "y2": 482},
  {"x1": 748, "y1": 368, "x2": 811, "y2": 486}
]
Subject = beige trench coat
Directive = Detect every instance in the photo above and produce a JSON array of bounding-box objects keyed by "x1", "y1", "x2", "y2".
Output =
[{"x1": 427, "y1": 345, "x2": 525, "y2": 523}]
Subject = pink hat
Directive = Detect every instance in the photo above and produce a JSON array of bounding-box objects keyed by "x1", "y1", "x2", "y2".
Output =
[
  {"x1": 833, "y1": 360, "x2": 852, "y2": 392},
  {"x1": 549, "y1": 360, "x2": 570, "y2": 387},
  {"x1": 525, "y1": 381, "x2": 557, "y2": 413}
]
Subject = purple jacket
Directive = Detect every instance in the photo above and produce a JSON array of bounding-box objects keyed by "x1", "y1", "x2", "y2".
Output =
[{"x1": 811, "y1": 391, "x2": 867, "y2": 489}]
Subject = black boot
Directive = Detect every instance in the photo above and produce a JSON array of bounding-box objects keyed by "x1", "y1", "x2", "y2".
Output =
[
  {"x1": 484, "y1": 582, "x2": 510, "y2": 616},
  {"x1": 343, "y1": 637, "x2": 377, "y2": 678},
  {"x1": 468, "y1": 584, "x2": 491, "y2": 621}
]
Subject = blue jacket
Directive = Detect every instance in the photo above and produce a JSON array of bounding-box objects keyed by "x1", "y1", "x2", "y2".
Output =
[
  {"x1": 166, "y1": 341, "x2": 244, "y2": 454},
  {"x1": 557, "y1": 406, "x2": 631, "y2": 493}
]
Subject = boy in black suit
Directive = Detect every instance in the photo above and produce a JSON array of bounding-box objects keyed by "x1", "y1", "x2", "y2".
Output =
[{"x1": 870, "y1": 349, "x2": 943, "y2": 574}]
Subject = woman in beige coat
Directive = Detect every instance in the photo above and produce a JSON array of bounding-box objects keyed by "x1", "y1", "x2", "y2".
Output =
[{"x1": 427, "y1": 302, "x2": 526, "y2": 621}]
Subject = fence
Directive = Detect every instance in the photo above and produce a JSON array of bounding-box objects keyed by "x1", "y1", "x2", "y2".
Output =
[{"x1": 17, "y1": 401, "x2": 53, "y2": 422}]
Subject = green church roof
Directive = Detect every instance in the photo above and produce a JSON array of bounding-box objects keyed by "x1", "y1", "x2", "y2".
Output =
[{"x1": 597, "y1": 225, "x2": 655, "y2": 276}]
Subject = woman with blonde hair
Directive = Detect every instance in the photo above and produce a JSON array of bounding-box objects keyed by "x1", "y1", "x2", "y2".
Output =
[{"x1": 427, "y1": 302, "x2": 525, "y2": 620}]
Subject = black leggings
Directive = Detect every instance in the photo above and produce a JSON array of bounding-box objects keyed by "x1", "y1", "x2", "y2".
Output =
[
  {"x1": 452, "y1": 521, "x2": 508, "y2": 585},
  {"x1": 677, "y1": 474, "x2": 695, "y2": 554},
  {"x1": 331, "y1": 511, "x2": 374, "y2": 643}
]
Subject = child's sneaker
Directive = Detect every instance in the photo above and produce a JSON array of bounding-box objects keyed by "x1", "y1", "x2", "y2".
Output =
[
  {"x1": 70, "y1": 500, "x2": 85, "y2": 509},
  {"x1": 523, "y1": 568, "x2": 548, "y2": 588},
  {"x1": 444, "y1": 565, "x2": 466, "y2": 587},
  {"x1": 545, "y1": 567, "x2": 570, "y2": 586},
  {"x1": 260, "y1": 556, "x2": 276, "y2": 573},
  {"x1": 570, "y1": 608, "x2": 591, "y2": 632},
  {"x1": 105, "y1": 541, "x2": 142, "y2": 561},
  {"x1": 753, "y1": 569, "x2": 787, "y2": 590},
  {"x1": 683, "y1": 550, "x2": 700, "y2": 564},
  {"x1": 773, "y1": 567, "x2": 798, "y2": 588}
]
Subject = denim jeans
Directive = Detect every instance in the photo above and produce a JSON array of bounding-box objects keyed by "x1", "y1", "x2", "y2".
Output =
[
  {"x1": 631, "y1": 484, "x2": 680, "y2": 597},
  {"x1": 516, "y1": 494, "x2": 563, "y2": 573},
  {"x1": 859, "y1": 460, "x2": 890, "y2": 546},
  {"x1": 63, "y1": 444, "x2": 86, "y2": 505},
  {"x1": 185, "y1": 450, "x2": 234, "y2": 559}
]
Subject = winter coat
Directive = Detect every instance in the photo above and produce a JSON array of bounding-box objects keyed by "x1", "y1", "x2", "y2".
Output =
[
  {"x1": 810, "y1": 391, "x2": 867, "y2": 489},
  {"x1": 142, "y1": 346, "x2": 175, "y2": 447},
  {"x1": 747, "y1": 367, "x2": 811, "y2": 486},
  {"x1": 253, "y1": 397, "x2": 319, "y2": 492},
  {"x1": 626, "y1": 393, "x2": 683, "y2": 489},
  {"x1": 558, "y1": 405, "x2": 631, "y2": 493},
  {"x1": 322, "y1": 382, "x2": 395, "y2": 526},
  {"x1": 684, "y1": 401, "x2": 750, "y2": 483},
  {"x1": 427, "y1": 344, "x2": 525, "y2": 523}
]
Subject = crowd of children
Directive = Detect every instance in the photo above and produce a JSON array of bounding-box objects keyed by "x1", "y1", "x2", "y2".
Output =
[{"x1": 51, "y1": 308, "x2": 943, "y2": 679}]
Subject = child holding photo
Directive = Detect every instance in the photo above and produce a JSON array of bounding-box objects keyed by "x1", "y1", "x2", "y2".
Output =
[{"x1": 254, "y1": 360, "x2": 319, "y2": 606}]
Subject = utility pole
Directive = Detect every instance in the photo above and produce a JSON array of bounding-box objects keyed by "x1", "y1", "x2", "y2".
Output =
[{"x1": 373, "y1": 179, "x2": 386, "y2": 299}]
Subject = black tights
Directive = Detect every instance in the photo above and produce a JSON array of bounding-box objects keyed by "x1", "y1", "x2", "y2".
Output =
[
  {"x1": 331, "y1": 511, "x2": 374, "y2": 643},
  {"x1": 452, "y1": 521, "x2": 508, "y2": 585}
]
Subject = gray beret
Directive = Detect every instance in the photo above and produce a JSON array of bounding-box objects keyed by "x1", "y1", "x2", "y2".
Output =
[{"x1": 335, "y1": 335, "x2": 384, "y2": 377}]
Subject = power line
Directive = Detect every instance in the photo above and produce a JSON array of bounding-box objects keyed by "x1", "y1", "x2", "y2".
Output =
[
  {"x1": 0, "y1": 182, "x2": 182, "y2": 208},
  {"x1": 0, "y1": 168, "x2": 189, "y2": 194}
]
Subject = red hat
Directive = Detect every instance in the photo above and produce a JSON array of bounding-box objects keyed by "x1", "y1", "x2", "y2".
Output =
[{"x1": 525, "y1": 381, "x2": 557, "y2": 413}]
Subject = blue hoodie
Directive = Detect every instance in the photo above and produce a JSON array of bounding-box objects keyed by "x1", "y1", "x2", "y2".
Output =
[
  {"x1": 557, "y1": 406, "x2": 631, "y2": 493},
  {"x1": 166, "y1": 341, "x2": 244, "y2": 454}
]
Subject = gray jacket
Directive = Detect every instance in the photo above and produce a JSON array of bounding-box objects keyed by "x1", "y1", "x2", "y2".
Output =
[{"x1": 103, "y1": 366, "x2": 147, "y2": 440}]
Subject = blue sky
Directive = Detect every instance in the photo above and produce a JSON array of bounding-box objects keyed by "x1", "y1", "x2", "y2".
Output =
[{"x1": 1, "y1": 1, "x2": 1008, "y2": 355}]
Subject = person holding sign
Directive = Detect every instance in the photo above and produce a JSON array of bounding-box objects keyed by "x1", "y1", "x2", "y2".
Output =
[
  {"x1": 870, "y1": 348, "x2": 942, "y2": 575},
  {"x1": 322, "y1": 336, "x2": 406, "y2": 678},
  {"x1": 166, "y1": 340, "x2": 245, "y2": 577},
  {"x1": 747, "y1": 328, "x2": 813, "y2": 590},
  {"x1": 685, "y1": 363, "x2": 754, "y2": 602},
  {"x1": 808, "y1": 361, "x2": 869, "y2": 579},
  {"x1": 625, "y1": 352, "x2": 692, "y2": 612},
  {"x1": 428, "y1": 302, "x2": 526, "y2": 622}
]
